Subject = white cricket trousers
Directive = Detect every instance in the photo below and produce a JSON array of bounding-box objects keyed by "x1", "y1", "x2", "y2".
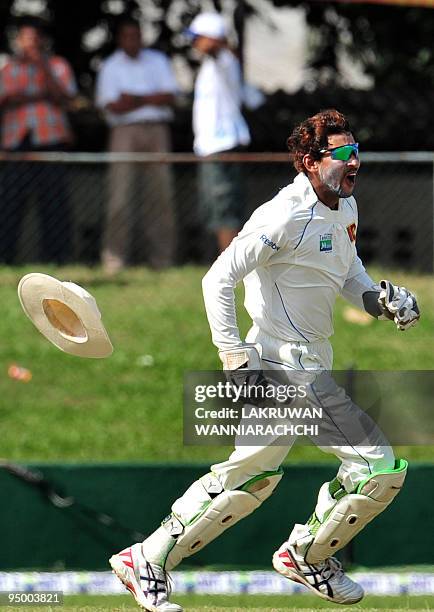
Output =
[{"x1": 211, "y1": 325, "x2": 395, "y2": 496}]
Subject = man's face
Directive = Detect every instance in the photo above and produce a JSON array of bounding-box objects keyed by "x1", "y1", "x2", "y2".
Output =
[
  {"x1": 118, "y1": 24, "x2": 142, "y2": 58},
  {"x1": 16, "y1": 26, "x2": 43, "y2": 54},
  {"x1": 317, "y1": 133, "x2": 360, "y2": 198},
  {"x1": 192, "y1": 35, "x2": 222, "y2": 55}
]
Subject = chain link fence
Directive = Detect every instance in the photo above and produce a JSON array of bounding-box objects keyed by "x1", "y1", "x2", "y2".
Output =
[{"x1": 0, "y1": 152, "x2": 432, "y2": 272}]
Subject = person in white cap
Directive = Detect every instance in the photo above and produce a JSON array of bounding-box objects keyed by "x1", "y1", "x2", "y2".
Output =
[
  {"x1": 108, "y1": 109, "x2": 420, "y2": 611},
  {"x1": 187, "y1": 12, "x2": 251, "y2": 253}
]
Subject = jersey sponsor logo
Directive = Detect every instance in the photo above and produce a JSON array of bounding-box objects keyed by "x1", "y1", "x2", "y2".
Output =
[
  {"x1": 319, "y1": 233, "x2": 333, "y2": 252},
  {"x1": 260, "y1": 234, "x2": 280, "y2": 251},
  {"x1": 347, "y1": 222, "x2": 357, "y2": 242}
]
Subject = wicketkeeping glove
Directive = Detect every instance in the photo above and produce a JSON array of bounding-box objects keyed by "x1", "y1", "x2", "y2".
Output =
[
  {"x1": 219, "y1": 345, "x2": 284, "y2": 407},
  {"x1": 219, "y1": 345, "x2": 266, "y2": 402},
  {"x1": 378, "y1": 280, "x2": 420, "y2": 331}
]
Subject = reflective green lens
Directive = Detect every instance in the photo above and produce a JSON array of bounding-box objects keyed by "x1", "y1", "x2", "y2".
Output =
[{"x1": 331, "y1": 144, "x2": 359, "y2": 161}]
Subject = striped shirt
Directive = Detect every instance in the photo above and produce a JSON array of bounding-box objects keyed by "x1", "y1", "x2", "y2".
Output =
[{"x1": 0, "y1": 55, "x2": 77, "y2": 150}]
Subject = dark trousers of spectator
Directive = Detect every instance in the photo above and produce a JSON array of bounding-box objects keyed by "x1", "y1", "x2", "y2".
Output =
[
  {"x1": 0, "y1": 139, "x2": 72, "y2": 264},
  {"x1": 102, "y1": 122, "x2": 175, "y2": 272}
]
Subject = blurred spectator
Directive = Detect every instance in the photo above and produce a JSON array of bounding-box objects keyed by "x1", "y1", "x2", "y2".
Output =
[
  {"x1": 0, "y1": 17, "x2": 77, "y2": 264},
  {"x1": 187, "y1": 12, "x2": 250, "y2": 253},
  {"x1": 96, "y1": 16, "x2": 178, "y2": 273}
]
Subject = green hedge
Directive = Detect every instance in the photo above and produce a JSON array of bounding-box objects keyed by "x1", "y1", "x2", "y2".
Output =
[{"x1": 1, "y1": 462, "x2": 432, "y2": 570}]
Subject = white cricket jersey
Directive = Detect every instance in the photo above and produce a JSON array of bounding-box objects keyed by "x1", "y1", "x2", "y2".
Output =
[{"x1": 202, "y1": 172, "x2": 368, "y2": 350}]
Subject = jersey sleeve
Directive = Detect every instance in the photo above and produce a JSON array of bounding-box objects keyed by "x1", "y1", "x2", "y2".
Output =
[
  {"x1": 341, "y1": 251, "x2": 377, "y2": 312},
  {"x1": 202, "y1": 211, "x2": 289, "y2": 350}
]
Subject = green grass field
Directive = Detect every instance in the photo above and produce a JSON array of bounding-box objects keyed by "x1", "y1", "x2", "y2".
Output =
[
  {"x1": 1, "y1": 594, "x2": 433, "y2": 611},
  {"x1": 1, "y1": 265, "x2": 433, "y2": 610},
  {"x1": 0, "y1": 264, "x2": 433, "y2": 463}
]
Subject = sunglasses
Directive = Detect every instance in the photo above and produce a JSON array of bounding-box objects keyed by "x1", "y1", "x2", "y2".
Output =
[{"x1": 319, "y1": 143, "x2": 359, "y2": 161}]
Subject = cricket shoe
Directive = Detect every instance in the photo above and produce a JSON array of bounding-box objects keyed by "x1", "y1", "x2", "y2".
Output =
[
  {"x1": 272, "y1": 542, "x2": 364, "y2": 605},
  {"x1": 109, "y1": 543, "x2": 182, "y2": 611}
]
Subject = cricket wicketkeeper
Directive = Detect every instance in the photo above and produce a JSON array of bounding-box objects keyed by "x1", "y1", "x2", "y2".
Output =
[{"x1": 109, "y1": 109, "x2": 420, "y2": 610}]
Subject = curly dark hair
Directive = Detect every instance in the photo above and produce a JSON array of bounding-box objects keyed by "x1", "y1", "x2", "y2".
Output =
[{"x1": 287, "y1": 109, "x2": 353, "y2": 173}]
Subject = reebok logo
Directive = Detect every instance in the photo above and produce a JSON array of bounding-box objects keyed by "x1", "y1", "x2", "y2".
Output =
[{"x1": 260, "y1": 234, "x2": 280, "y2": 251}]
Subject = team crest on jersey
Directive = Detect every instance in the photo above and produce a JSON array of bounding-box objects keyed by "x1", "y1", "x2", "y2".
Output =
[
  {"x1": 347, "y1": 223, "x2": 357, "y2": 242},
  {"x1": 319, "y1": 233, "x2": 333, "y2": 252}
]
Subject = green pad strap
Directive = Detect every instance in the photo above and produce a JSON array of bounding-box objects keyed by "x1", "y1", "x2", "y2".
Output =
[
  {"x1": 307, "y1": 512, "x2": 322, "y2": 535},
  {"x1": 328, "y1": 477, "x2": 347, "y2": 501},
  {"x1": 306, "y1": 476, "x2": 347, "y2": 536}
]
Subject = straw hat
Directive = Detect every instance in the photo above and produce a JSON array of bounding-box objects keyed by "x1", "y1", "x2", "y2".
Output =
[{"x1": 18, "y1": 273, "x2": 113, "y2": 358}]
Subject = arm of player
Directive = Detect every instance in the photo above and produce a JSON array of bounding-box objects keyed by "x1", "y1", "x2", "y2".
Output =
[
  {"x1": 202, "y1": 216, "x2": 288, "y2": 399},
  {"x1": 202, "y1": 214, "x2": 287, "y2": 355},
  {"x1": 341, "y1": 254, "x2": 420, "y2": 330},
  {"x1": 341, "y1": 254, "x2": 379, "y2": 316}
]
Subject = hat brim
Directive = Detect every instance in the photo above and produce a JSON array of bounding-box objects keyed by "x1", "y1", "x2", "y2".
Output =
[
  {"x1": 184, "y1": 28, "x2": 197, "y2": 39},
  {"x1": 184, "y1": 27, "x2": 226, "y2": 41},
  {"x1": 18, "y1": 273, "x2": 113, "y2": 358}
]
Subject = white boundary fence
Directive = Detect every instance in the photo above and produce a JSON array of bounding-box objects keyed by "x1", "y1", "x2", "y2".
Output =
[{"x1": 0, "y1": 570, "x2": 433, "y2": 596}]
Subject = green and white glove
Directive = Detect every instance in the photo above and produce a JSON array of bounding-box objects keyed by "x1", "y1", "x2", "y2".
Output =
[{"x1": 378, "y1": 280, "x2": 420, "y2": 331}]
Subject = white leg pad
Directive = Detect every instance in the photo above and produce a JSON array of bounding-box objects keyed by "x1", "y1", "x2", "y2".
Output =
[
  {"x1": 163, "y1": 470, "x2": 282, "y2": 570},
  {"x1": 305, "y1": 460, "x2": 407, "y2": 564}
]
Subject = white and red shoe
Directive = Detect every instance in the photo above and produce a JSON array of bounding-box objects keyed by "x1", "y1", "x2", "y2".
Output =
[
  {"x1": 272, "y1": 542, "x2": 364, "y2": 605},
  {"x1": 109, "y1": 544, "x2": 182, "y2": 611}
]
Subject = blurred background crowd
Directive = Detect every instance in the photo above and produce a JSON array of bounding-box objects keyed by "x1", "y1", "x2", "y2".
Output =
[{"x1": 0, "y1": 0, "x2": 433, "y2": 272}]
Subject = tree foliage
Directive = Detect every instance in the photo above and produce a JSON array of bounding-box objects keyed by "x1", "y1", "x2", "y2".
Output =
[{"x1": 304, "y1": 3, "x2": 434, "y2": 90}]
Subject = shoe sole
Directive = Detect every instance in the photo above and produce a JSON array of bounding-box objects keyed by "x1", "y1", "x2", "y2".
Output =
[
  {"x1": 272, "y1": 551, "x2": 363, "y2": 605},
  {"x1": 109, "y1": 554, "x2": 157, "y2": 612}
]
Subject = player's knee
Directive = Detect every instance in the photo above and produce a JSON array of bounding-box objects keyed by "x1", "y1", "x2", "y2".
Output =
[
  {"x1": 373, "y1": 445, "x2": 396, "y2": 473},
  {"x1": 345, "y1": 446, "x2": 396, "y2": 490},
  {"x1": 171, "y1": 468, "x2": 284, "y2": 524},
  {"x1": 163, "y1": 469, "x2": 283, "y2": 569}
]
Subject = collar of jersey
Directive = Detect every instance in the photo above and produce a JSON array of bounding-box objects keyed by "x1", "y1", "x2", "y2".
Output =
[{"x1": 295, "y1": 173, "x2": 319, "y2": 208}]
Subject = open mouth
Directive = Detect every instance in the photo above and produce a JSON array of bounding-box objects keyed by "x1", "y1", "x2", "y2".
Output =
[{"x1": 345, "y1": 172, "x2": 357, "y2": 185}]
